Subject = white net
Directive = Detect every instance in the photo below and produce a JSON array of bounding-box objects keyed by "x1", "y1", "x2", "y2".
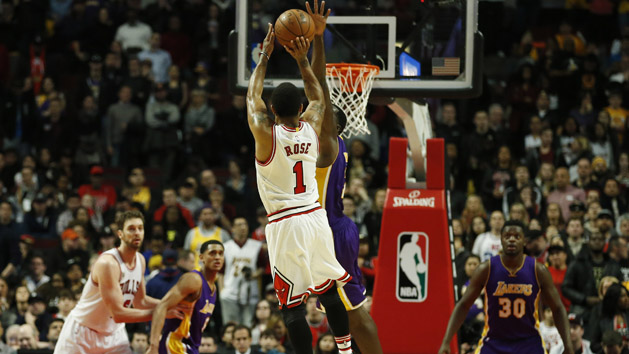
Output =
[{"x1": 326, "y1": 64, "x2": 379, "y2": 139}]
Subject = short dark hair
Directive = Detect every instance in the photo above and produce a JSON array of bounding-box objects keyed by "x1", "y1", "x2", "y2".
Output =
[
  {"x1": 222, "y1": 322, "x2": 237, "y2": 336},
  {"x1": 333, "y1": 104, "x2": 347, "y2": 135},
  {"x1": 200, "y1": 240, "x2": 223, "y2": 254},
  {"x1": 59, "y1": 289, "x2": 74, "y2": 300},
  {"x1": 50, "y1": 318, "x2": 64, "y2": 326},
  {"x1": 260, "y1": 329, "x2": 278, "y2": 340},
  {"x1": 501, "y1": 220, "x2": 526, "y2": 233},
  {"x1": 466, "y1": 254, "x2": 481, "y2": 263},
  {"x1": 131, "y1": 331, "x2": 148, "y2": 340},
  {"x1": 271, "y1": 83, "x2": 302, "y2": 118},
  {"x1": 201, "y1": 333, "x2": 218, "y2": 343},
  {"x1": 233, "y1": 325, "x2": 252, "y2": 338},
  {"x1": 116, "y1": 210, "x2": 145, "y2": 231}
]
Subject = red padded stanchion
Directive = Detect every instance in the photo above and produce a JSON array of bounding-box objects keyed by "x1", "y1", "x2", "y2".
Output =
[
  {"x1": 388, "y1": 137, "x2": 408, "y2": 190},
  {"x1": 371, "y1": 138, "x2": 456, "y2": 354},
  {"x1": 426, "y1": 138, "x2": 445, "y2": 190}
]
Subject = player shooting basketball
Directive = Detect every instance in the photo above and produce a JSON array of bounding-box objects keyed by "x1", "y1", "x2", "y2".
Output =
[
  {"x1": 306, "y1": 1, "x2": 384, "y2": 353},
  {"x1": 246, "y1": 23, "x2": 354, "y2": 354}
]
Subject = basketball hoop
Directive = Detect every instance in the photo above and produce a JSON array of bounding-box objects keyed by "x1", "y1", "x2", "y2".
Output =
[{"x1": 326, "y1": 63, "x2": 380, "y2": 138}]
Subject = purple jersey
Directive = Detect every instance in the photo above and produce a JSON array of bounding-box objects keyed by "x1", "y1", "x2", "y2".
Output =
[
  {"x1": 159, "y1": 270, "x2": 216, "y2": 354},
  {"x1": 315, "y1": 136, "x2": 348, "y2": 226},
  {"x1": 315, "y1": 137, "x2": 366, "y2": 310},
  {"x1": 477, "y1": 255, "x2": 545, "y2": 354}
]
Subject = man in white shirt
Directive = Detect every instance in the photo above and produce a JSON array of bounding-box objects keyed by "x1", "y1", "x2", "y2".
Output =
[
  {"x1": 25, "y1": 254, "x2": 50, "y2": 293},
  {"x1": 472, "y1": 211, "x2": 505, "y2": 261},
  {"x1": 540, "y1": 307, "x2": 562, "y2": 353},
  {"x1": 220, "y1": 217, "x2": 263, "y2": 327},
  {"x1": 115, "y1": 10, "x2": 152, "y2": 52},
  {"x1": 549, "y1": 313, "x2": 593, "y2": 354}
]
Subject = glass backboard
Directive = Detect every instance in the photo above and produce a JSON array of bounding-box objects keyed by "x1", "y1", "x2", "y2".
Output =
[{"x1": 229, "y1": 0, "x2": 482, "y2": 98}]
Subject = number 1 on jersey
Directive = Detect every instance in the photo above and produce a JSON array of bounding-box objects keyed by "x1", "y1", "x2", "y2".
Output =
[{"x1": 293, "y1": 161, "x2": 306, "y2": 194}]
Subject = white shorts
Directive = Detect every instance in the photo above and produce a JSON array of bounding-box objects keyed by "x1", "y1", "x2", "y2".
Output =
[
  {"x1": 54, "y1": 315, "x2": 132, "y2": 354},
  {"x1": 266, "y1": 207, "x2": 351, "y2": 308}
]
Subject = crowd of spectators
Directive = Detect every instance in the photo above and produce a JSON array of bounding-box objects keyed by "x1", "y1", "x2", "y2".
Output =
[
  {"x1": 0, "y1": 1, "x2": 386, "y2": 353},
  {"x1": 1, "y1": 0, "x2": 629, "y2": 353},
  {"x1": 447, "y1": 1, "x2": 629, "y2": 353}
]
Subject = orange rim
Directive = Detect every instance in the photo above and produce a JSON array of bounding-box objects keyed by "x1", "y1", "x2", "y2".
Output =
[{"x1": 326, "y1": 63, "x2": 380, "y2": 93}]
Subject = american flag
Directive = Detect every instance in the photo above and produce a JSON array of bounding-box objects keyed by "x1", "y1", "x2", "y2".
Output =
[{"x1": 432, "y1": 57, "x2": 460, "y2": 76}]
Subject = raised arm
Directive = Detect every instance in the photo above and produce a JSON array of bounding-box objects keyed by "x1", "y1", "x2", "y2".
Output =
[
  {"x1": 93, "y1": 256, "x2": 153, "y2": 323},
  {"x1": 146, "y1": 272, "x2": 202, "y2": 354},
  {"x1": 438, "y1": 261, "x2": 490, "y2": 354},
  {"x1": 246, "y1": 23, "x2": 276, "y2": 162},
  {"x1": 307, "y1": 0, "x2": 337, "y2": 167},
  {"x1": 285, "y1": 37, "x2": 325, "y2": 136},
  {"x1": 537, "y1": 262, "x2": 574, "y2": 354}
]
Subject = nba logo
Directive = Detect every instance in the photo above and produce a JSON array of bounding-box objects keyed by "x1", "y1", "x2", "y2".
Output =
[
  {"x1": 396, "y1": 232, "x2": 428, "y2": 302},
  {"x1": 251, "y1": 43, "x2": 263, "y2": 71}
]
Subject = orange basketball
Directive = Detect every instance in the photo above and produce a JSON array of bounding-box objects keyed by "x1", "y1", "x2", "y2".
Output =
[{"x1": 274, "y1": 9, "x2": 315, "y2": 47}]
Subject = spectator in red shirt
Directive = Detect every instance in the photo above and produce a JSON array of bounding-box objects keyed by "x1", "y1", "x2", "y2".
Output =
[
  {"x1": 77, "y1": 166, "x2": 117, "y2": 212},
  {"x1": 306, "y1": 296, "x2": 329, "y2": 348},
  {"x1": 547, "y1": 245, "x2": 571, "y2": 311},
  {"x1": 152, "y1": 186, "x2": 195, "y2": 228},
  {"x1": 251, "y1": 206, "x2": 267, "y2": 243},
  {"x1": 160, "y1": 15, "x2": 191, "y2": 69}
]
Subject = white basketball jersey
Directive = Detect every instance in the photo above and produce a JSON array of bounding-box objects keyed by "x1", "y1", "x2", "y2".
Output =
[
  {"x1": 70, "y1": 248, "x2": 143, "y2": 334},
  {"x1": 256, "y1": 121, "x2": 320, "y2": 215},
  {"x1": 221, "y1": 239, "x2": 263, "y2": 304}
]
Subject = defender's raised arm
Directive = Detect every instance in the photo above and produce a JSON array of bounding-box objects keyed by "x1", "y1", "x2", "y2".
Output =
[{"x1": 307, "y1": 0, "x2": 337, "y2": 167}]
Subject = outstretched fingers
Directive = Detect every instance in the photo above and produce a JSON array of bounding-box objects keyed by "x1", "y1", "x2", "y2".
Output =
[{"x1": 262, "y1": 23, "x2": 275, "y2": 55}]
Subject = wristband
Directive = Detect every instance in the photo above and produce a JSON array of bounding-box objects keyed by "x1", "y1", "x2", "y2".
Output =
[{"x1": 260, "y1": 52, "x2": 270, "y2": 60}]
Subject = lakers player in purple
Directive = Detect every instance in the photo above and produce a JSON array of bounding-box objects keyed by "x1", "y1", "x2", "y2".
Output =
[
  {"x1": 439, "y1": 220, "x2": 574, "y2": 354},
  {"x1": 308, "y1": 1, "x2": 383, "y2": 353},
  {"x1": 147, "y1": 240, "x2": 224, "y2": 354}
]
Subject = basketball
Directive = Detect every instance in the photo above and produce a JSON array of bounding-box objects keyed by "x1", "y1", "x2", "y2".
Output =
[{"x1": 274, "y1": 9, "x2": 315, "y2": 47}]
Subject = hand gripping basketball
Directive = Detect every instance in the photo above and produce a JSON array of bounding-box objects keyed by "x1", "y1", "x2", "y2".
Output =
[
  {"x1": 306, "y1": 0, "x2": 331, "y2": 36},
  {"x1": 284, "y1": 37, "x2": 311, "y2": 61}
]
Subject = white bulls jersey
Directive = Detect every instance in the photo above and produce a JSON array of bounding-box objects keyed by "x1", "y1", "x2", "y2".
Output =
[
  {"x1": 70, "y1": 248, "x2": 143, "y2": 334},
  {"x1": 256, "y1": 121, "x2": 320, "y2": 216}
]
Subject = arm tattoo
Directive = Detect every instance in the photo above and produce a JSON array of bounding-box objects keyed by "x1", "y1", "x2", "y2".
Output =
[
  {"x1": 310, "y1": 103, "x2": 325, "y2": 116},
  {"x1": 253, "y1": 112, "x2": 270, "y2": 125}
]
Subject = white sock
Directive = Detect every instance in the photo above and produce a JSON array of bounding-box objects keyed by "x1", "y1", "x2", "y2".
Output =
[{"x1": 335, "y1": 334, "x2": 353, "y2": 353}]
